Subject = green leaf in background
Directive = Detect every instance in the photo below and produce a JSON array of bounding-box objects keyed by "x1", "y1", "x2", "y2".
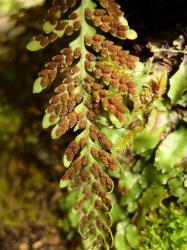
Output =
[
  {"x1": 115, "y1": 222, "x2": 131, "y2": 250},
  {"x1": 140, "y1": 184, "x2": 166, "y2": 211},
  {"x1": 0, "y1": 0, "x2": 44, "y2": 14},
  {"x1": 168, "y1": 56, "x2": 187, "y2": 105},
  {"x1": 168, "y1": 176, "x2": 186, "y2": 197},
  {"x1": 155, "y1": 127, "x2": 187, "y2": 173},
  {"x1": 125, "y1": 224, "x2": 139, "y2": 249},
  {"x1": 133, "y1": 109, "x2": 168, "y2": 154},
  {"x1": 168, "y1": 174, "x2": 187, "y2": 205},
  {"x1": 120, "y1": 171, "x2": 142, "y2": 213}
]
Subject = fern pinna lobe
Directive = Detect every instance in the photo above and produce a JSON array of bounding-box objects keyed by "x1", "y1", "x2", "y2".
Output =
[{"x1": 27, "y1": 0, "x2": 138, "y2": 249}]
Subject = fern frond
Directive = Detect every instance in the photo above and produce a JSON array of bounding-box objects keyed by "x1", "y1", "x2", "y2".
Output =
[
  {"x1": 27, "y1": 0, "x2": 139, "y2": 248},
  {"x1": 114, "y1": 117, "x2": 145, "y2": 152}
]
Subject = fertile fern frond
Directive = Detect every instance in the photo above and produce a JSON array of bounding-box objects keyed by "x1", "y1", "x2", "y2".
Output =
[{"x1": 26, "y1": 0, "x2": 163, "y2": 249}]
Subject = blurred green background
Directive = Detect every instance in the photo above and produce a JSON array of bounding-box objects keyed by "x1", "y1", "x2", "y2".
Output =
[{"x1": 0, "y1": 1, "x2": 69, "y2": 249}]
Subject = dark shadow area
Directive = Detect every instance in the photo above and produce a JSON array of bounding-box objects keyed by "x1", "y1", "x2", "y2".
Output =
[{"x1": 121, "y1": 0, "x2": 187, "y2": 40}]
